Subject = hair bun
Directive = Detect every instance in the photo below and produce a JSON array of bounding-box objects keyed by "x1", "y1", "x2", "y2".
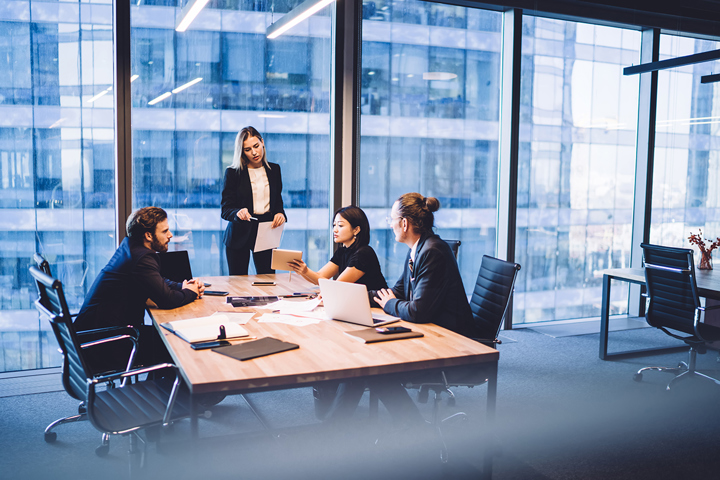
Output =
[{"x1": 424, "y1": 196, "x2": 440, "y2": 213}]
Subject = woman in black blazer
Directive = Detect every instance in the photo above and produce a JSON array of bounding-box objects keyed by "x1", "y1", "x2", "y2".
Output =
[{"x1": 221, "y1": 126, "x2": 286, "y2": 275}]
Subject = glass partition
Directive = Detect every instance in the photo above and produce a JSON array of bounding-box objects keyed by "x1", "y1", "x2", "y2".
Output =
[
  {"x1": 0, "y1": 1, "x2": 116, "y2": 371},
  {"x1": 130, "y1": 0, "x2": 333, "y2": 276},
  {"x1": 649, "y1": 36, "x2": 720, "y2": 260},
  {"x1": 515, "y1": 18, "x2": 640, "y2": 323},
  {"x1": 358, "y1": 0, "x2": 502, "y2": 289}
]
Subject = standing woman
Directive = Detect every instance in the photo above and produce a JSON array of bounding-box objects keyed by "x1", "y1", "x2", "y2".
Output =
[
  {"x1": 287, "y1": 206, "x2": 387, "y2": 291},
  {"x1": 221, "y1": 126, "x2": 286, "y2": 275}
]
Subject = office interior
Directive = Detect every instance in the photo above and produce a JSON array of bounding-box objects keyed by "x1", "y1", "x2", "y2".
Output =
[{"x1": 2, "y1": 0, "x2": 720, "y2": 478}]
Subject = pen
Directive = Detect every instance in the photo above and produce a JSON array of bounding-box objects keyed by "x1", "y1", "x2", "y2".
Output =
[{"x1": 249, "y1": 216, "x2": 258, "y2": 221}]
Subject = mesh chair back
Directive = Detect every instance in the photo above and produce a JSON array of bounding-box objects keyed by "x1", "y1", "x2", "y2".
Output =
[
  {"x1": 470, "y1": 255, "x2": 521, "y2": 341},
  {"x1": 29, "y1": 266, "x2": 90, "y2": 402},
  {"x1": 641, "y1": 243, "x2": 701, "y2": 335},
  {"x1": 443, "y1": 240, "x2": 461, "y2": 261}
]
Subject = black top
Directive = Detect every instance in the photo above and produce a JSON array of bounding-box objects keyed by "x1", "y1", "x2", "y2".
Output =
[
  {"x1": 221, "y1": 163, "x2": 286, "y2": 248},
  {"x1": 369, "y1": 233, "x2": 476, "y2": 338},
  {"x1": 330, "y1": 243, "x2": 388, "y2": 291},
  {"x1": 74, "y1": 237, "x2": 198, "y2": 331}
]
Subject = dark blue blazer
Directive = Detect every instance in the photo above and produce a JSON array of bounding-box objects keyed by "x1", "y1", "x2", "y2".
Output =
[
  {"x1": 372, "y1": 232, "x2": 476, "y2": 338},
  {"x1": 74, "y1": 238, "x2": 197, "y2": 331},
  {"x1": 220, "y1": 163, "x2": 286, "y2": 248}
]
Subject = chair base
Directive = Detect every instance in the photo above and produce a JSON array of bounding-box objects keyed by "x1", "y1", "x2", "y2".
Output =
[{"x1": 633, "y1": 347, "x2": 720, "y2": 390}]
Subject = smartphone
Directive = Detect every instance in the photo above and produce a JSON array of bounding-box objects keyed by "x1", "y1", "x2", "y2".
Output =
[
  {"x1": 376, "y1": 326, "x2": 412, "y2": 334},
  {"x1": 252, "y1": 281, "x2": 276, "y2": 286},
  {"x1": 191, "y1": 340, "x2": 231, "y2": 350},
  {"x1": 204, "y1": 283, "x2": 212, "y2": 287},
  {"x1": 204, "y1": 290, "x2": 229, "y2": 296}
]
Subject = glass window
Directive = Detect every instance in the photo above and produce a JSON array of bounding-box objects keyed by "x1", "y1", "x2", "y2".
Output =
[
  {"x1": 649, "y1": 35, "x2": 720, "y2": 260},
  {"x1": 0, "y1": 3, "x2": 116, "y2": 372},
  {"x1": 130, "y1": 0, "x2": 333, "y2": 277},
  {"x1": 515, "y1": 18, "x2": 641, "y2": 323},
  {"x1": 358, "y1": 0, "x2": 502, "y2": 291}
]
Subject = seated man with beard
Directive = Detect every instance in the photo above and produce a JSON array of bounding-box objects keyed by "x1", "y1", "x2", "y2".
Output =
[{"x1": 74, "y1": 206, "x2": 204, "y2": 372}]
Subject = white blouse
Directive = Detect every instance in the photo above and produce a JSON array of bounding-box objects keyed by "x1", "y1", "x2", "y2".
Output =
[{"x1": 247, "y1": 166, "x2": 270, "y2": 215}]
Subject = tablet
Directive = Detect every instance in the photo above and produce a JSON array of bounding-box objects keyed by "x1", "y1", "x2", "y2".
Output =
[{"x1": 271, "y1": 249, "x2": 303, "y2": 271}]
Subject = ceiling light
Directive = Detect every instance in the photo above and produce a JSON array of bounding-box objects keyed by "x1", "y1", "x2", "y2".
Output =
[
  {"x1": 87, "y1": 87, "x2": 112, "y2": 103},
  {"x1": 423, "y1": 72, "x2": 457, "y2": 81},
  {"x1": 172, "y1": 77, "x2": 203, "y2": 93},
  {"x1": 176, "y1": 0, "x2": 211, "y2": 33},
  {"x1": 148, "y1": 92, "x2": 172, "y2": 105},
  {"x1": 130, "y1": 75, "x2": 139, "y2": 82},
  {"x1": 267, "y1": 0, "x2": 335, "y2": 39}
]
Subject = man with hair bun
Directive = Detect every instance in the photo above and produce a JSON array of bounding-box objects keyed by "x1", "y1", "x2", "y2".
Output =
[
  {"x1": 373, "y1": 192, "x2": 477, "y2": 337},
  {"x1": 75, "y1": 206, "x2": 204, "y2": 372}
]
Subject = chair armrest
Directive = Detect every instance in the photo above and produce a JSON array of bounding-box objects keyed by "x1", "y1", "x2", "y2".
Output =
[
  {"x1": 473, "y1": 337, "x2": 501, "y2": 348},
  {"x1": 76, "y1": 325, "x2": 139, "y2": 340},
  {"x1": 81, "y1": 334, "x2": 138, "y2": 382}
]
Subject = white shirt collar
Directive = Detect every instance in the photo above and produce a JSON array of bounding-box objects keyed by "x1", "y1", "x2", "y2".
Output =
[{"x1": 410, "y1": 238, "x2": 420, "y2": 262}]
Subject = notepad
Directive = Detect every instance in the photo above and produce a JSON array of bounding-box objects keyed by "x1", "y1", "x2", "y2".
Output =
[
  {"x1": 160, "y1": 314, "x2": 249, "y2": 344},
  {"x1": 344, "y1": 328, "x2": 423, "y2": 343},
  {"x1": 212, "y1": 337, "x2": 299, "y2": 361}
]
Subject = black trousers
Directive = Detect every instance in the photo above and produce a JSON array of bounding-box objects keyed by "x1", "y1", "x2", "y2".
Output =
[{"x1": 226, "y1": 216, "x2": 275, "y2": 275}]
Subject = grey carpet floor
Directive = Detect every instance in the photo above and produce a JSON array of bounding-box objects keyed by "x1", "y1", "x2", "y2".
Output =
[{"x1": 2, "y1": 327, "x2": 720, "y2": 479}]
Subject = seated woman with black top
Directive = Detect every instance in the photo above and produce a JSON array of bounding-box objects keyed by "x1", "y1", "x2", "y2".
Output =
[{"x1": 287, "y1": 205, "x2": 387, "y2": 291}]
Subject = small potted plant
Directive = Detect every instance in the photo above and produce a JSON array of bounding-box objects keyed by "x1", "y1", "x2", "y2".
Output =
[{"x1": 688, "y1": 230, "x2": 720, "y2": 270}]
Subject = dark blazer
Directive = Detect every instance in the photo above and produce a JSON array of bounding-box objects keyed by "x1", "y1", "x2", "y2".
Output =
[
  {"x1": 74, "y1": 238, "x2": 198, "y2": 331},
  {"x1": 220, "y1": 163, "x2": 286, "y2": 248},
  {"x1": 371, "y1": 232, "x2": 477, "y2": 338}
]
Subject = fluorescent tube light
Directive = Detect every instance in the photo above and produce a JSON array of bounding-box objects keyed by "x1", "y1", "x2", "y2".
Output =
[
  {"x1": 422, "y1": 72, "x2": 457, "y2": 81},
  {"x1": 176, "y1": 0, "x2": 211, "y2": 33},
  {"x1": 266, "y1": 0, "x2": 335, "y2": 39},
  {"x1": 172, "y1": 77, "x2": 203, "y2": 93},
  {"x1": 148, "y1": 92, "x2": 172, "y2": 105},
  {"x1": 87, "y1": 87, "x2": 112, "y2": 103},
  {"x1": 130, "y1": 75, "x2": 139, "y2": 82}
]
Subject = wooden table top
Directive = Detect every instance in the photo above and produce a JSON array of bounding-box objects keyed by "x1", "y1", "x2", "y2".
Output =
[
  {"x1": 599, "y1": 267, "x2": 720, "y2": 300},
  {"x1": 151, "y1": 275, "x2": 499, "y2": 395}
]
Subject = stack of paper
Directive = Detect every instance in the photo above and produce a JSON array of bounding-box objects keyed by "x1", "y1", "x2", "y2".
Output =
[{"x1": 161, "y1": 314, "x2": 249, "y2": 343}]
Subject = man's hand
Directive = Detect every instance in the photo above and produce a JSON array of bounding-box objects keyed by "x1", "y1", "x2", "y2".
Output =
[
  {"x1": 236, "y1": 208, "x2": 252, "y2": 221},
  {"x1": 182, "y1": 279, "x2": 200, "y2": 296},
  {"x1": 374, "y1": 288, "x2": 396, "y2": 309},
  {"x1": 272, "y1": 213, "x2": 286, "y2": 228}
]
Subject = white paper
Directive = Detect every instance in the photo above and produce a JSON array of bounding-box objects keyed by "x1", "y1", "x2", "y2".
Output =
[
  {"x1": 161, "y1": 314, "x2": 249, "y2": 343},
  {"x1": 253, "y1": 222, "x2": 284, "y2": 252},
  {"x1": 211, "y1": 311, "x2": 256, "y2": 325},
  {"x1": 264, "y1": 297, "x2": 321, "y2": 313},
  {"x1": 256, "y1": 313, "x2": 321, "y2": 327}
]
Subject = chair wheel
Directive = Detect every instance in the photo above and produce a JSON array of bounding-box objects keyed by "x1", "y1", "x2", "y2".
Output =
[
  {"x1": 95, "y1": 444, "x2": 109, "y2": 457},
  {"x1": 44, "y1": 431, "x2": 57, "y2": 443},
  {"x1": 633, "y1": 373, "x2": 643, "y2": 382}
]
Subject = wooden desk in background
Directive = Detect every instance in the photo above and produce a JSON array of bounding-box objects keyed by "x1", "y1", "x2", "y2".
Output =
[
  {"x1": 599, "y1": 267, "x2": 720, "y2": 360},
  {"x1": 150, "y1": 274, "x2": 499, "y2": 477}
]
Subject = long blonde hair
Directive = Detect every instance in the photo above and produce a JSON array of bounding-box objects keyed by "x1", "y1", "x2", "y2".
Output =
[{"x1": 230, "y1": 126, "x2": 271, "y2": 170}]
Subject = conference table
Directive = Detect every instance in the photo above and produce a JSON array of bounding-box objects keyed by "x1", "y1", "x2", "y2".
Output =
[
  {"x1": 150, "y1": 274, "x2": 499, "y2": 477},
  {"x1": 599, "y1": 267, "x2": 720, "y2": 360}
]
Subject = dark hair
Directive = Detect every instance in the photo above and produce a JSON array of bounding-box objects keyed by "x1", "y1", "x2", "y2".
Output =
[
  {"x1": 231, "y1": 126, "x2": 269, "y2": 170},
  {"x1": 334, "y1": 206, "x2": 371, "y2": 247},
  {"x1": 395, "y1": 193, "x2": 440, "y2": 234},
  {"x1": 126, "y1": 207, "x2": 167, "y2": 244}
]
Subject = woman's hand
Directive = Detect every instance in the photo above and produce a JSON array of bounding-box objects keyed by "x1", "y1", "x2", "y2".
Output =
[
  {"x1": 287, "y1": 259, "x2": 308, "y2": 275},
  {"x1": 374, "y1": 288, "x2": 396, "y2": 309},
  {"x1": 272, "y1": 213, "x2": 286, "y2": 228},
  {"x1": 236, "y1": 208, "x2": 252, "y2": 221}
]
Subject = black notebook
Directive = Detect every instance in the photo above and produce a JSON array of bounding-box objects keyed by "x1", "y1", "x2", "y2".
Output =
[
  {"x1": 227, "y1": 296, "x2": 279, "y2": 307},
  {"x1": 212, "y1": 337, "x2": 299, "y2": 361}
]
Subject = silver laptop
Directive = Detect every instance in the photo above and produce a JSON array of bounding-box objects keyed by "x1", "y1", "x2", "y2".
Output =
[{"x1": 319, "y1": 279, "x2": 400, "y2": 327}]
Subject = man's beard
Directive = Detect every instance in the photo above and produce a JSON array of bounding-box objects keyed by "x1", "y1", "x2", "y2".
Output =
[{"x1": 150, "y1": 234, "x2": 169, "y2": 253}]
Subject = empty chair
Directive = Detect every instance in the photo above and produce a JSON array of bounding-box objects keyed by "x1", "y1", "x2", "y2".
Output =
[
  {"x1": 409, "y1": 255, "x2": 520, "y2": 462},
  {"x1": 30, "y1": 266, "x2": 191, "y2": 468},
  {"x1": 443, "y1": 239, "x2": 461, "y2": 261},
  {"x1": 158, "y1": 250, "x2": 193, "y2": 283},
  {"x1": 633, "y1": 244, "x2": 720, "y2": 390}
]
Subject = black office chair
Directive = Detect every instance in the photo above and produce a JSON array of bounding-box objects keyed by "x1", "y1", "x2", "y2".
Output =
[
  {"x1": 30, "y1": 266, "x2": 191, "y2": 469},
  {"x1": 34, "y1": 252, "x2": 52, "y2": 276},
  {"x1": 158, "y1": 250, "x2": 193, "y2": 283},
  {"x1": 443, "y1": 239, "x2": 461, "y2": 261},
  {"x1": 633, "y1": 244, "x2": 720, "y2": 390},
  {"x1": 410, "y1": 255, "x2": 521, "y2": 462}
]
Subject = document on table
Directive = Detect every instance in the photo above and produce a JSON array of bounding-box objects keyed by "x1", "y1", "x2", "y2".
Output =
[
  {"x1": 265, "y1": 297, "x2": 321, "y2": 314},
  {"x1": 257, "y1": 313, "x2": 322, "y2": 327},
  {"x1": 211, "y1": 311, "x2": 255, "y2": 325},
  {"x1": 253, "y1": 222, "x2": 284, "y2": 252},
  {"x1": 160, "y1": 314, "x2": 249, "y2": 343}
]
